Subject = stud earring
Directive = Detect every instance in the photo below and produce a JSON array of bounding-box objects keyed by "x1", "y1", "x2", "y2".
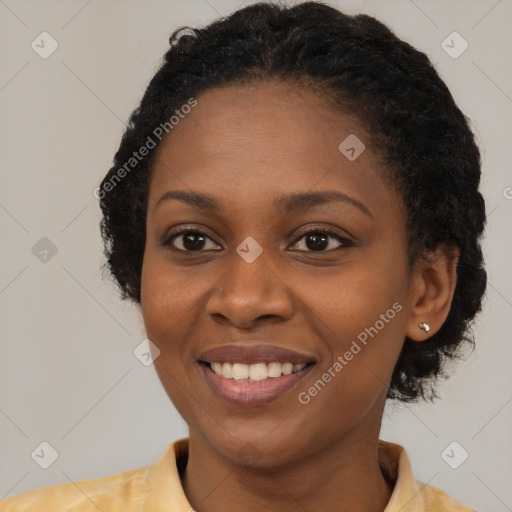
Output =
[{"x1": 418, "y1": 322, "x2": 431, "y2": 333}]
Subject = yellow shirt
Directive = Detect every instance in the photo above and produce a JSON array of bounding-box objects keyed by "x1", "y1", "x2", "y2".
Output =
[{"x1": 0, "y1": 438, "x2": 475, "y2": 511}]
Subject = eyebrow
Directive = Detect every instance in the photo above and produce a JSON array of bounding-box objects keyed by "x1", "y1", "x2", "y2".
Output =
[{"x1": 154, "y1": 190, "x2": 373, "y2": 217}]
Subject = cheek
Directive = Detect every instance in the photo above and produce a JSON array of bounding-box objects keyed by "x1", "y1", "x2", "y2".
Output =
[
  {"x1": 295, "y1": 307, "x2": 406, "y2": 442},
  {"x1": 305, "y1": 254, "x2": 408, "y2": 343},
  {"x1": 140, "y1": 252, "x2": 193, "y2": 375},
  {"x1": 141, "y1": 249, "x2": 199, "y2": 337},
  {"x1": 295, "y1": 257, "x2": 408, "y2": 411},
  {"x1": 140, "y1": 252, "x2": 204, "y2": 416}
]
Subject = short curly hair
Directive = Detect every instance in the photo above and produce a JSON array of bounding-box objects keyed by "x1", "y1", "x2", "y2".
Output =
[{"x1": 99, "y1": 1, "x2": 487, "y2": 403}]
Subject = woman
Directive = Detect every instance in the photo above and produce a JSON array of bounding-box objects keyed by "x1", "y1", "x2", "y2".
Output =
[{"x1": 1, "y1": 2, "x2": 486, "y2": 511}]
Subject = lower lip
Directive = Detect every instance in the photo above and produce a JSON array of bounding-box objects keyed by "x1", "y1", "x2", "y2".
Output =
[{"x1": 200, "y1": 363, "x2": 315, "y2": 407}]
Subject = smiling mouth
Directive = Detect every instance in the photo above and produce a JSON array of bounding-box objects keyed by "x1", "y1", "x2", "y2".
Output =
[
  {"x1": 198, "y1": 359, "x2": 317, "y2": 406},
  {"x1": 202, "y1": 361, "x2": 316, "y2": 382}
]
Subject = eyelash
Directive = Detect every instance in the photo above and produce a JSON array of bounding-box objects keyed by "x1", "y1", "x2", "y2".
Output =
[{"x1": 161, "y1": 226, "x2": 353, "y2": 253}]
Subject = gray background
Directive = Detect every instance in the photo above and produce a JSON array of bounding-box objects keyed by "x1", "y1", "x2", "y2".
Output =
[{"x1": 0, "y1": 0, "x2": 511, "y2": 510}]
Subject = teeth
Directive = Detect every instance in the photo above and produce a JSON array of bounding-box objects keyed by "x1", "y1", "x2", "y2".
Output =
[
  {"x1": 249, "y1": 363, "x2": 268, "y2": 381},
  {"x1": 221, "y1": 362, "x2": 232, "y2": 379},
  {"x1": 209, "y1": 361, "x2": 307, "y2": 381},
  {"x1": 268, "y1": 362, "x2": 282, "y2": 378},
  {"x1": 231, "y1": 363, "x2": 249, "y2": 380},
  {"x1": 281, "y1": 362, "x2": 293, "y2": 375}
]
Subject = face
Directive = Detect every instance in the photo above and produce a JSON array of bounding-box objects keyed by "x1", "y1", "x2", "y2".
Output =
[{"x1": 141, "y1": 80, "x2": 415, "y2": 467}]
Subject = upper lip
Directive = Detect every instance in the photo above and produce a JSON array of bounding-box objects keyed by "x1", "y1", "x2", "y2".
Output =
[{"x1": 198, "y1": 344, "x2": 317, "y2": 365}]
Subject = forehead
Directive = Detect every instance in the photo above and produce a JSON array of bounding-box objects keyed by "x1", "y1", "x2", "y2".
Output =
[{"x1": 148, "y1": 80, "x2": 400, "y2": 219}]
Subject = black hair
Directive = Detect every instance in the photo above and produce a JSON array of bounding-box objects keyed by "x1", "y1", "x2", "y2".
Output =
[{"x1": 99, "y1": 1, "x2": 486, "y2": 402}]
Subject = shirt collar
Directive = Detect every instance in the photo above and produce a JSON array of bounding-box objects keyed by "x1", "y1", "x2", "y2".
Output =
[
  {"x1": 144, "y1": 438, "x2": 426, "y2": 512},
  {"x1": 379, "y1": 439, "x2": 426, "y2": 511}
]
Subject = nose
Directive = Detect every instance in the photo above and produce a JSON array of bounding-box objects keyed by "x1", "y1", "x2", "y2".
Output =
[{"x1": 205, "y1": 248, "x2": 294, "y2": 329}]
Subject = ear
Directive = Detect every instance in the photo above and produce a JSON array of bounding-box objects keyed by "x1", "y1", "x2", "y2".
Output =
[{"x1": 405, "y1": 244, "x2": 459, "y2": 341}]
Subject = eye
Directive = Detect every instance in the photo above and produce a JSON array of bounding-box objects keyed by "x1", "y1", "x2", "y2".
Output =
[
  {"x1": 162, "y1": 226, "x2": 353, "y2": 253},
  {"x1": 290, "y1": 228, "x2": 353, "y2": 252},
  {"x1": 162, "y1": 228, "x2": 221, "y2": 252}
]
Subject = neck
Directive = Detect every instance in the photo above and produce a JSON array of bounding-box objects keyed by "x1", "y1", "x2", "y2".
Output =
[{"x1": 182, "y1": 426, "x2": 393, "y2": 512}]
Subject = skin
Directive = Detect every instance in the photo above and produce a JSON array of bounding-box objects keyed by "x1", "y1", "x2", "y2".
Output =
[{"x1": 140, "y1": 80, "x2": 459, "y2": 512}]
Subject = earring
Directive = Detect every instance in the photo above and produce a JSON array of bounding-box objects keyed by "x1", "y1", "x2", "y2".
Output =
[{"x1": 418, "y1": 322, "x2": 431, "y2": 333}]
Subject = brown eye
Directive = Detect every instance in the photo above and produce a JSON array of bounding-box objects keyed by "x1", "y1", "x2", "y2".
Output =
[
  {"x1": 163, "y1": 229, "x2": 221, "y2": 252},
  {"x1": 290, "y1": 229, "x2": 353, "y2": 252}
]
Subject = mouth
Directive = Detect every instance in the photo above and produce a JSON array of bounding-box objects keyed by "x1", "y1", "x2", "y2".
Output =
[
  {"x1": 203, "y1": 360, "x2": 315, "y2": 382},
  {"x1": 197, "y1": 344, "x2": 317, "y2": 406}
]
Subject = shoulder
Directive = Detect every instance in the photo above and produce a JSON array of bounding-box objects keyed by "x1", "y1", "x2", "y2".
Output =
[
  {"x1": 0, "y1": 465, "x2": 149, "y2": 512},
  {"x1": 0, "y1": 439, "x2": 189, "y2": 512},
  {"x1": 419, "y1": 482, "x2": 477, "y2": 511},
  {"x1": 378, "y1": 439, "x2": 477, "y2": 512}
]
